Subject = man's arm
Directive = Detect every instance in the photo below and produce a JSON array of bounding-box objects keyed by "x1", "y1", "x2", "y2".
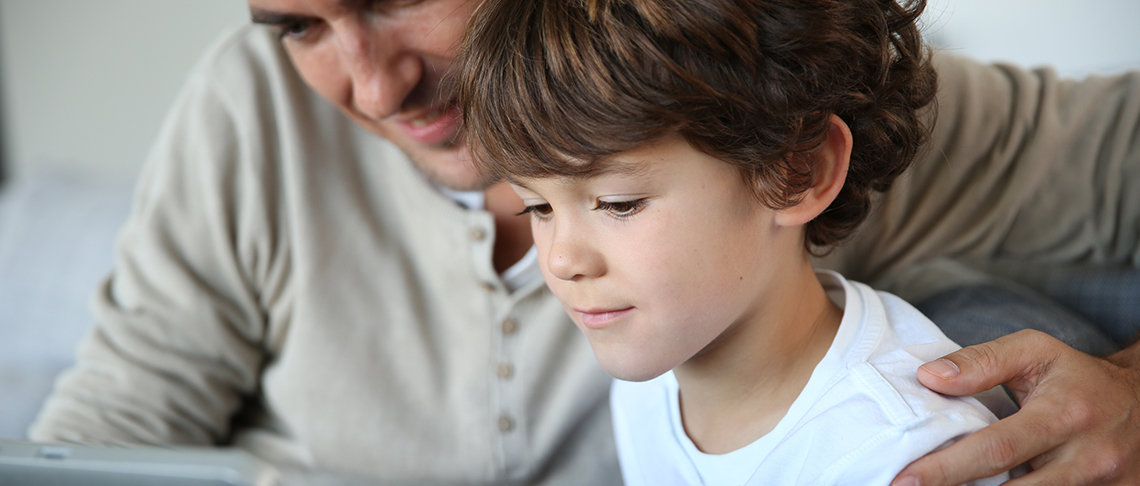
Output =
[
  {"x1": 820, "y1": 52, "x2": 1140, "y2": 296},
  {"x1": 892, "y1": 330, "x2": 1140, "y2": 485},
  {"x1": 29, "y1": 26, "x2": 280, "y2": 445}
]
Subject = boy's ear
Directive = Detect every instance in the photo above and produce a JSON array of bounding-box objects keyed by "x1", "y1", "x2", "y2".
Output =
[{"x1": 774, "y1": 114, "x2": 852, "y2": 228}]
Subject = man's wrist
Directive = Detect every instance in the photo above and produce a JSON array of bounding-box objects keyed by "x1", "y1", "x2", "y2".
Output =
[{"x1": 1106, "y1": 339, "x2": 1140, "y2": 369}]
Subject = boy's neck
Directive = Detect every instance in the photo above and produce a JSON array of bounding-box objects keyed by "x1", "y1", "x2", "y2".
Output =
[{"x1": 673, "y1": 264, "x2": 842, "y2": 455}]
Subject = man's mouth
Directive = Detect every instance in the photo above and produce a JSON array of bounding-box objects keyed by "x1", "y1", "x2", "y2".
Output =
[
  {"x1": 410, "y1": 104, "x2": 450, "y2": 127},
  {"x1": 398, "y1": 102, "x2": 462, "y2": 147}
]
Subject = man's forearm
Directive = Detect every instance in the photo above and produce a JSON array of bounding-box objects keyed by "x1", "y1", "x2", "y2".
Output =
[{"x1": 1108, "y1": 339, "x2": 1140, "y2": 370}]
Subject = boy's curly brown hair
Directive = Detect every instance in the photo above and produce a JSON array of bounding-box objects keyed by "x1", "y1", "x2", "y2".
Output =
[{"x1": 456, "y1": 0, "x2": 937, "y2": 252}]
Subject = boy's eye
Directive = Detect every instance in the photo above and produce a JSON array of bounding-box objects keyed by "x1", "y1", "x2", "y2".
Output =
[
  {"x1": 517, "y1": 203, "x2": 554, "y2": 220},
  {"x1": 594, "y1": 199, "x2": 647, "y2": 218}
]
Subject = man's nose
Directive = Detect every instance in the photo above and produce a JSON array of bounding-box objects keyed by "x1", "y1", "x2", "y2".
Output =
[
  {"x1": 335, "y1": 21, "x2": 417, "y2": 120},
  {"x1": 546, "y1": 224, "x2": 605, "y2": 282}
]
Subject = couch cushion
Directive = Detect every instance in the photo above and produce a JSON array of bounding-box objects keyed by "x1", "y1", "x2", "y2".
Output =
[{"x1": 0, "y1": 173, "x2": 134, "y2": 439}]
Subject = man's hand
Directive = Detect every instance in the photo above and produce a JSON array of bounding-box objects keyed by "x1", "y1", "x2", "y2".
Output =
[{"x1": 891, "y1": 329, "x2": 1140, "y2": 486}]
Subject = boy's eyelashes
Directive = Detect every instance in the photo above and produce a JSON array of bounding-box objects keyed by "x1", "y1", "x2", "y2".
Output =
[
  {"x1": 594, "y1": 199, "x2": 647, "y2": 218},
  {"x1": 514, "y1": 199, "x2": 649, "y2": 220},
  {"x1": 516, "y1": 203, "x2": 553, "y2": 219}
]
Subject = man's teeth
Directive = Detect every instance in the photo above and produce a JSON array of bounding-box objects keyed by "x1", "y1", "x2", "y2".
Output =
[{"x1": 410, "y1": 107, "x2": 446, "y2": 128}]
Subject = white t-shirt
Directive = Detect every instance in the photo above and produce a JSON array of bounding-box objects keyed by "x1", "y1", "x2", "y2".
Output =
[{"x1": 611, "y1": 271, "x2": 1015, "y2": 486}]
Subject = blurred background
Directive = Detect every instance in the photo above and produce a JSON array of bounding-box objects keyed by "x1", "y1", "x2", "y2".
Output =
[
  {"x1": 0, "y1": 0, "x2": 248, "y2": 440},
  {"x1": 3, "y1": 0, "x2": 1140, "y2": 186},
  {"x1": 1, "y1": 0, "x2": 1139, "y2": 439}
]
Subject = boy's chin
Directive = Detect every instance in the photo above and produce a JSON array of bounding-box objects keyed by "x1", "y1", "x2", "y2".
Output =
[{"x1": 594, "y1": 350, "x2": 674, "y2": 383}]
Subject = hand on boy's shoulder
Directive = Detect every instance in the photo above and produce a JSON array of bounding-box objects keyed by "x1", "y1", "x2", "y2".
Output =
[{"x1": 893, "y1": 330, "x2": 1140, "y2": 486}]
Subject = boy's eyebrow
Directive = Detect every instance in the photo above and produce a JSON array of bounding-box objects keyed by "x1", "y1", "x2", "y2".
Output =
[
  {"x1": 506, "y1": 158, "x2": 655, "y2": 189},
  {"x1": 592, "y1": 158, "x2": 655, "y2": 178}
]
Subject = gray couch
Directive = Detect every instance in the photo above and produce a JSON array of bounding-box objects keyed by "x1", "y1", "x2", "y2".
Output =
[{"x1": 0, "y1": 173, "x2": 134, "y2": 439}]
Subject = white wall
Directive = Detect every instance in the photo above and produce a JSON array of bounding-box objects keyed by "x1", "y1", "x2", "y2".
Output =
[
  {"x1": 924, "y1": 0, "x2": 1140, "y2": 77},
  {"x1": 0, "y1": 0, "x2": 1138, "y2": 183},
  {"x1": 0, "y1": 1, "x2": 249, "y2": 182}
]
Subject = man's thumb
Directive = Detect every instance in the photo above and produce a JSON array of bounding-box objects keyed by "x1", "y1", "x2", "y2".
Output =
[{"x1": 917, "y1": 329, "x2": 1055, "y2": 396}]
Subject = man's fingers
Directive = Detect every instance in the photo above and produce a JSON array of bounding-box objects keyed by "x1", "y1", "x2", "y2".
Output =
[
  {"x1": 1003, "y1": 443, "x2": 1130, "y2": 486},
  {"x1": 902, "y1": 331, "x2": 1140, "y2": 485},
  {"x1": 893, "y1": 406, "x2": 1067, "y2": 486},
  {"x1": 917, "y1": 329, "x2": 1061, "y2": 397}
]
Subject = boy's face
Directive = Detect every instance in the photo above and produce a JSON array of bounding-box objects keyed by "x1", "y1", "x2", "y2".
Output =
[{"x1": 511, "y1": 134, "x2": 807, "y2": 382}]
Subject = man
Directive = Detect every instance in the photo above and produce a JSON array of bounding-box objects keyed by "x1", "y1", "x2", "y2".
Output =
[{"x1": 30, "y1": 0, "x2": 1140, "y2": 485}]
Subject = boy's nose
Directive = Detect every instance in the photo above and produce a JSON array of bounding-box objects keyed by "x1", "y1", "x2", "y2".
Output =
[{"x1": 546, "y1": 228, "x2": 605, "y2": 281}]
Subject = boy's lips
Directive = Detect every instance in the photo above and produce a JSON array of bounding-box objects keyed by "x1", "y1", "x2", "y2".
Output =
[
  {"x1": 397, "y1": 102, "x2": 461, "y2": 146},
  {"x1": 576, "y1": 307, "x2": 635, "y2": 330}
]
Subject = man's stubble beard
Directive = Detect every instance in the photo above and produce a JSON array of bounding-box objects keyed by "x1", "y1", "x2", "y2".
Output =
[
  {"x1": 399, "y1": 133, "x2": 499, "y2": 192},
  {"x1": 348, "y1": 113, "x2": 496, "y2": 191}
]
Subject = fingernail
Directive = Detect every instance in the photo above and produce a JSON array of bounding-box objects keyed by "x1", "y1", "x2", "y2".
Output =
[
  {"x1": 921, "y1": 359, "x2": 960, "y2": 379},
  {"x1": 892, "y1": 477, "x2": 919, "y2": 486}
]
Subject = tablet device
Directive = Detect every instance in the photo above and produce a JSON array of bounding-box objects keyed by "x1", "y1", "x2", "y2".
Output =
[{"x1": 0, "y1": 439, "x2": 278, "y2": 486}]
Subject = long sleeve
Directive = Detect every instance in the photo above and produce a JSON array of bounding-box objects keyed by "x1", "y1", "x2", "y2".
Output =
[
  {"x1": 28, "y1": 28, "x2": 290, "y2": 446},
  {"x1": 28, "y1": 25, "x2": 618, "y2": 485},
  {"x1": 821, "y1": 51, "x2": 1140, "y2": 298}
]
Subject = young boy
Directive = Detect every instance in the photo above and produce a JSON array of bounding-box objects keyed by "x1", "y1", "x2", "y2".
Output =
[{"x1": 457, "y1": 0, "x2": 1015, "y2": 484}]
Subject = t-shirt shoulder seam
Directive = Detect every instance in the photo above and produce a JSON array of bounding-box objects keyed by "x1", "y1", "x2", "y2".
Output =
[{"x1": 849, "y1": 361, "x2": 919, "y2": 422}]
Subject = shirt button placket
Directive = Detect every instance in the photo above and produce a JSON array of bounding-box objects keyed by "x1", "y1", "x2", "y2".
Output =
[
  {"x1": 497, "y1": 307, "x2": 522, "y2": 471},
  {"x1": 501, "y1": 317, "x2": 518, "y2": 335},
  {"x1": 498, "y1": 416, "x2": 514, "y2": 433},
  {"x1": 497, "y1": 363, "x2": 514, "y2": 380},
  {"x1": 498, "y1": 317, "x2": 517, "y2": 437}
]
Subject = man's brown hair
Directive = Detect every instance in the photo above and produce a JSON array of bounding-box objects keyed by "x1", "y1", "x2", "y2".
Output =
[{"x1": 457, "y1": 0, "x2": 937, "y2": 251}]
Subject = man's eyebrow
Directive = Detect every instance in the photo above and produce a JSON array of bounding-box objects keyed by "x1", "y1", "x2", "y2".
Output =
[
  {"x1": 250, "y1": 8, "x2": 306, "y2": 25},
  {"x1": 251, "y1": 0, "x2": 386, "y2": 24},
  {"x1": 338, "y1": 0, "x2": 383, "y2": 12}
]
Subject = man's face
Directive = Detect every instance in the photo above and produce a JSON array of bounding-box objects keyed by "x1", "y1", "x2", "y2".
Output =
[{"x1": 249, "y1": 0, "x2": 491, "y2": 191}]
